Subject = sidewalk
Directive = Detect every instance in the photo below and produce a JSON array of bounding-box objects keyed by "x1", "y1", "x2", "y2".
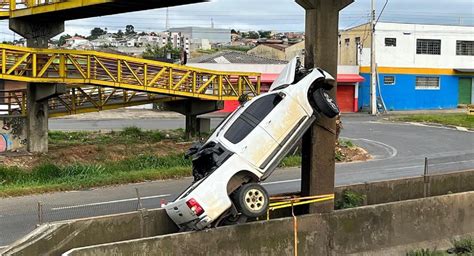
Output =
[{"x1": 53, "y1": 109, "x2": 184, "y2": 120}]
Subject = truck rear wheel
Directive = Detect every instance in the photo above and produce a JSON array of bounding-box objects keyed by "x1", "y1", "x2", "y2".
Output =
[{"x1": 233, "y1": 183, "x2": 269, "y2": 218}]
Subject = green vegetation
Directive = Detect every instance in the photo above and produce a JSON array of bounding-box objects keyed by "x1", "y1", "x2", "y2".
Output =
[
  {"x1": 406, "y1": 236, "x2": 473, "y2": 256},
  {"x1": 142, "y1": 43, "x2": 182, "y2": 61},
  {"x1": 0, "y1": 154, "x2": 191, "y2": 197},
  {"x1": 339, "y1": 139, "x2": 355, "y2": 148},
  {"x1": 48, "y1": 127, "x2": 184, "y2": 147},
  {"x1": 406, "y1": 249, "x2": 446, "y2": 256},
  {"x1": 335, "y1": 189, "x2": 366, "y2": 210},
  {"x1": 0, "y1": 128, "x2": 363, "y2": 197},
  {"x1": 392, "y1": 114, "x2": 474, "y2": 129},
  {"x1": 450, "y1": 236, "x2": 473, "y2": 255},
  {"x1": 279, "y1": 155, "x2": 301, "y2": 168}
]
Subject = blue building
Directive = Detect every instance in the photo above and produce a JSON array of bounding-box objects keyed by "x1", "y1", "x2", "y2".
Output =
[{"x1": 339, "y1": 22, "x2": 474, "y2": 111}]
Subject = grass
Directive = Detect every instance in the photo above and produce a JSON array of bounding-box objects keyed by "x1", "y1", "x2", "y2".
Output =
[
  {"x1": 48, "y1": 126, "x2": 185, "y2": 147},
  {"x1": 0, "y1": 128, "x2": 362, "y2": 197},
  {"x1": 335, "y1": 189, "x2": 366, "y2": 210},
  {"x1": 406, "y1": 249, "x2": 446, "y2": 256},
  {"x1": 407, "y1": 236, "x2": 473, "y2": 256},
  {"x1": 392, "y1": 114, "x2": 474, "y2": 129},
  {"x1": 0, "y1": 154, "x2": 192, "y2": 197}
]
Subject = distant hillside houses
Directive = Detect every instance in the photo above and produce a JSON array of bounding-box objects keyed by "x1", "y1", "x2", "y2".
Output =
[{"x1": 60, "y1": 27, "x2": 233, "y2": 57}]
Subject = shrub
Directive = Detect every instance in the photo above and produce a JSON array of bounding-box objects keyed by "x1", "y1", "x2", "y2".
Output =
[{"x1": 335, "y1": 189, "x2": 366, "y2": 209}]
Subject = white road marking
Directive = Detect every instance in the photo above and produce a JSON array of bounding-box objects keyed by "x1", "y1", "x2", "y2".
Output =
[
  {"x1": 341, "y1": 137, "x2": 398, "y2": 161},
  {"x1": 51, "y1": 194, "x2": 171, "y2": 211},
  {"x1": 374, "y1": 120, "x2": 473, "y2": 133},
  {"x1": 263, "y1": 160, "x2": 474, "y2": 185},
  {"x1": 262, "y1": 179, "x2": 301, "y2": 186}
]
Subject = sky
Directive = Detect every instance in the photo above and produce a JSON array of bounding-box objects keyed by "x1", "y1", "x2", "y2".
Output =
[{"x1": 0, "y1": 0, "x2": 472, "y2": 41}]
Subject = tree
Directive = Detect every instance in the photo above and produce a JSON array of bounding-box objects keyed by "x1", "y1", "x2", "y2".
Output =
[
  {"x1": 58, "y1": 34, "x2": 72, "y2": 46},
  {"x1": 138, "y1": 31, "x2": 148, "y2": 36},
  {"x1": 258, "y1": 30, "x2": 272, "y2": 39},
  {"x1": 125, "y1": 25, "x2": 136, "y2": 36},
  {"x1": 142, "y1": 43, "x2": 181, "y2": 61},
  {"x1": 231, "y1": 29, "x2": 237, "y2": 34},
  {"x1": 89, "y1": 27, "x2": 106, "y2": 40},
  {"x1": 247, "y1": 31, "x2": 259, "y2": 39},
  {"x1": 115, "y1": 29, "x2": 124, "y2": 38}
]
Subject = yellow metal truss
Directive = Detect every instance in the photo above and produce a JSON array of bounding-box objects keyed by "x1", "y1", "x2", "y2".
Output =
[
  {"x1": 1, "y1": 0, "x2": 207, "y2": 20},
  {"x1": 0, "y1": 44, "x2": 261, "y2": 101},
  {"x1": 1, "y1": 86, "x2": 182, "y2": 118}
]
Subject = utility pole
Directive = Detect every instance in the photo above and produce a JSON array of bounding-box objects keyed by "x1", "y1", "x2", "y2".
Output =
[
  {"x1": 370, "y1": 0, "x2": 377, "y2": 115},
  {"x1": 165, "y1": 8, "x2": 169, "y2": 30}
]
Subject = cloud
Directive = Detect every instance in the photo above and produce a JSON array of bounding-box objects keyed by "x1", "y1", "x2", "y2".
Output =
[{"x1": 1, "y1": 0, "x2": 472, "y2": 40}]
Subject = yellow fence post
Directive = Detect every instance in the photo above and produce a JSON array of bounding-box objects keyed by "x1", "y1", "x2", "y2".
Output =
[
  {"x1": 257, "y1": 75, "x2": 261, "y2": 94},
  {"x1": 9, "y1": 0, "x2": 16, "y2": 11},
  {"x1": 143, "y1": 64, "x2": 148, "y2": 87},
  {"x1": 218, "y1": 75, "x2": 223, "y2": 98},
  {"x1": 1, "y1": 49, "x2": 5, "y2": 74}
]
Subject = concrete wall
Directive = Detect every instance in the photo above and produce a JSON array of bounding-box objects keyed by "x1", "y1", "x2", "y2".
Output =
[
  {"x1": 247, "y1": 44, "x2": 286, "y2": 61},
  {"x1": 2, "y1": 209, "x2": 178, "y2": 256},
  {"x1": 5, "y1": 170, "x2": 474, "y2": 256},
  {"x1": 335, "y1": 170, "x2": 474, "y2": 205},
  {"x1": 64, "y1": 191, "x2": 474, "y2": 256}
]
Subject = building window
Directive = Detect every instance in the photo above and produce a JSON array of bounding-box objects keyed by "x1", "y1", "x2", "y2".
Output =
[
  {"x1": 345, "y1": 38, "x2": 350, "y2": 47},
  {"x1": 384, "y1": 76, "x2": 395, "y2": 85},
  {"x1": 415, "y1": 76, "x2": 440, "y2": 90},
  {"x1": 355, "y1": 37, "x2": 361, "y2": 45},
  {"x1": 456, "y1": 40, "x2": 474, "y2": 56},
  {"x1": 385, "y1": 38, "x2": 397, "y2": 47},
  {"x1": 416, "y1": 39, "x2": 441, "y2": 55}
]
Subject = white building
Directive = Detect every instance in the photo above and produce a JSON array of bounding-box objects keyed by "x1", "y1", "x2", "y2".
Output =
[
  {"x1": 64, "y1": 36, "x2": 91, "y2": 49},
  {"x1": 340, "y1": 22, "x2": 474, "y2": 110}
]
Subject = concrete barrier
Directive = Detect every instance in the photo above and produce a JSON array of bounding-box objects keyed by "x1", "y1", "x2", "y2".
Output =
[
  {"x1": 2, "y1": 209, "x2": 178, "y2": 256},
  {"x1": 335, "y1": 169, "x2": 474, "y2": 206},
  {"x1": 64, "y1": 191, "x2": 474, "y2": 256},
  {"x1": 4, "y1": 170, "x2": 474, "y2": 256}
]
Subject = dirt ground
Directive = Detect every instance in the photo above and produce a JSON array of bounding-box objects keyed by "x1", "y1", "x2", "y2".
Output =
[
  {"x1": 0, "y1": 140, "x2": 194, "y2": 170},
  {"x1": 0, "y1": 138, "x2": 369, "y2": 170}
]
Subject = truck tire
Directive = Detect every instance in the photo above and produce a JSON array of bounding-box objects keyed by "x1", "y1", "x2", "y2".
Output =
[
  {"x1": 312, "y1": 88, "x2": 340, "y2": 118},
  {"x1": 233, "y1": 183, "x2": 269, "y2": 218}
]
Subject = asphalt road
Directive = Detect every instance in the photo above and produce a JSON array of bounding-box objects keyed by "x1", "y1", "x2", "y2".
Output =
[{"x1": 1, "y1": 116, "x2": 473, "y2": 246}]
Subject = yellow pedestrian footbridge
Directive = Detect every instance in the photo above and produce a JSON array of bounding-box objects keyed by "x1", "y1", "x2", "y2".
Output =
[
  {"x1": 0, "y1": 44, "x2": 261, "y2": 117},
  {"x1": 1, "y1": 0, "x2": 205, "y2": 20}
]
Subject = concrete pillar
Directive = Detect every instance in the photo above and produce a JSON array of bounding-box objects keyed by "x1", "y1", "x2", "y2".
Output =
[
  {"x1": 9, "y1": 19, "x2": 64, "y2": 153},
  {"x1": 297, "y1": 0, "x2": 353, "y2": 213},
  {"x1": 185, "y1": 114, "x2": 198, "y2": 139},
  {"x1": 163, "y1": 99, "x2": 223, "y2": 139}
]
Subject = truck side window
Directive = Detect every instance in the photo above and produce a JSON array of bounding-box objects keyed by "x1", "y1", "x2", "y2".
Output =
[{"x1": 224, "y1": 93, "x2": 283, "y2": 144}]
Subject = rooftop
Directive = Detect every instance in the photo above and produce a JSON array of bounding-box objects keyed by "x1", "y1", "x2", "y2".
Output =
[{"x1": 189, "y1": 51, "x2": 288, "y2": 64}]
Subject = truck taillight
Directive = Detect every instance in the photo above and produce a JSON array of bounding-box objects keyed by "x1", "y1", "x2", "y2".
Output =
[{"x1": 186, "y1": 198, "x2": 204, "y2": 216}]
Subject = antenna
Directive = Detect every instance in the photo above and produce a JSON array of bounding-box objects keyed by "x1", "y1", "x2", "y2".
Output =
[{"x1": 370, "y1": 0, "x2": 377, "y2": 115}]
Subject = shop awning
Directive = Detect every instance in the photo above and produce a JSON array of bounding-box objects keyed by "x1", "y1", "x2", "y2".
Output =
[
  {"x1": 337, "y1": 74, "x2": 365, "y2": 83},
  {"x1": 260, "y1": 73, "x2": 365, "y2": 84}
]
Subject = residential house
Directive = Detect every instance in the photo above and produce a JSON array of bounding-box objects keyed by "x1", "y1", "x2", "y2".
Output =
[
  {"x1": 339, "y1": 22, "x2": 474, "y2": 110},
  {"x1": 64, "y1": 36, "x2": 91, "y2": 49},
  {"x1": 188, "y1": 51, "x2": 363, "y2": 113},
  {"x1": 247, "y1": 41, "x2": 305, "y2": 61}
]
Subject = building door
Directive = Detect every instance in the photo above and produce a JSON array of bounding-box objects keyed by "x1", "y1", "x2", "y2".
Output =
[
  {"x1": 459, "y1": 78, "x2": 472, "y2": 105},
  {"x1": 336, "y1": 84, "x2": 355, "y2": 112}
]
